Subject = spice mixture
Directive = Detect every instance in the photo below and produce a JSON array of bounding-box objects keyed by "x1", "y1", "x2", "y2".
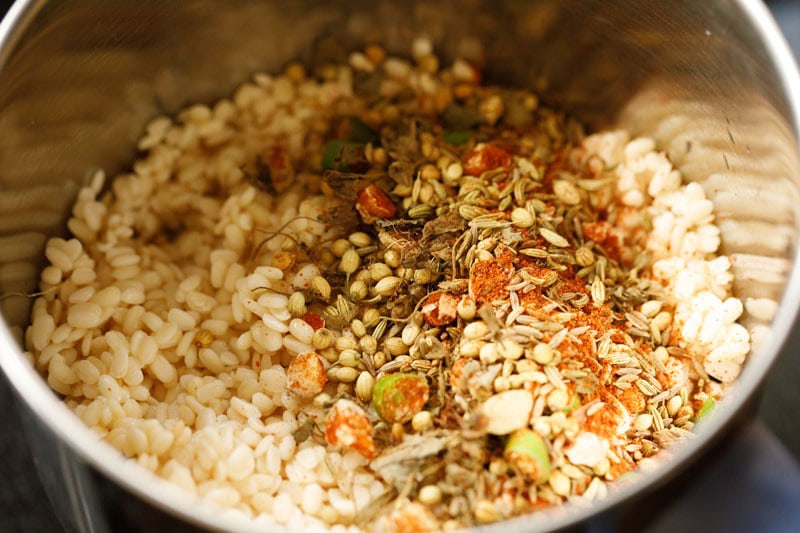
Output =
[{"x1": 26, "y1": 39, "x2": 751, "y2": 531}]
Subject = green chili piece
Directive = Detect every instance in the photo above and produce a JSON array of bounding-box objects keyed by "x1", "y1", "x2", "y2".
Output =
[
  {"x1": 504, "y1": 429, "x2": 551, "y2": 484},
  {"x1": 694, "y1": 397, "x2": 716, "y2": 422},
  {"x1": 372, "y1": 373, "x2": 429, "y2": 423}
]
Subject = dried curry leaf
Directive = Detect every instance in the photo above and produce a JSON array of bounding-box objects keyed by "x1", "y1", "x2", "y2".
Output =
[
  {"x1": 370, "y1": 431, "x2": 459, "y2": 487},
  {"x1": 322, "y1": 170, "x2": 371, "y2": 201},
  {"x1": 317, "y1": 204, "x2": 360, "y2": 236},
  {"x1": 244, "y1": 159, "x2": 276, "y2": 194},
  {"x1": 381, "y1": 118, "x2": 422, "y2": 162},
  {"x1": 292, "y1": 417, "x2": 317, "y2": 444},
  {"x1": 422, "y1": 211, "x2": 467, "y2": 241},
  {"x1": 245, "y1": 149, "x2": 294, "y2": 194},
  {"x1": 388, "y1": 159, "x2": 416, "y2": 187}
]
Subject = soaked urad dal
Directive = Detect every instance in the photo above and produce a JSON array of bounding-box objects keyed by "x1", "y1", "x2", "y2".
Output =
[{"x1": 25, "y1": 39, "x2": 752, "y2": 531}]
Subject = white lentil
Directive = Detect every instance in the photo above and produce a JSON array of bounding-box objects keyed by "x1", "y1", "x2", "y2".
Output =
[
  {"x1": 288, "y1": 318, "x2": 315, "y2": 345},
  {"x1": 67, "y1": 302, "x2": 103, "y2": 329}
]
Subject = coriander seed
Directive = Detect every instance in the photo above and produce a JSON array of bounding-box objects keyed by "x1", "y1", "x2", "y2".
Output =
[
  {"x1": 348, "y1": 231, "x2": 372, "y2": 248},
  {"x1": 350, "y1": 319, "x2": 367, "y2": 338},
  {"x1": 362, "y1": 308, "x2": 381, "y2": 327},
  {"x1": 372, "y1": 351, "x2": 387, "y2": 369},
  {"x1": 335, "y1": 336, "x2": 359, "y2": 352},
  {"x1": 332, "y1": 366, "x2": 359, "y2": 383},
  {"x1": 331, "y1": 239, "x2": 351, "y2": 258},
  {"x1": 401, "y1": 322, "x2": 421, "y2": 346},
  {"x1": 418, "y1": 484, "x2": 442, "y2": 506},
  {"x1": 348, "y1": 280, "x2": 368, "y2": 301},
  {"x1": 384, "y1": 337, "x2": 408, "y2": 356},
  {"x1": 575, "y1": 246, "x2": 595, "y2": 267},
  {"x1": 312, "y1": 328, "x2": 334, "y2": 350},
  {"x1": 375, "y1": 276, "x2": 402, "y2": 296},
  {"x1": 338, "y1": 349, "x2": 361, "y2": 367},
  {"x1": 310, "y1": 276, "x2": 331, "y2": 301},
  {"x1": 340, "y1": 248, "x2": 361, "y2": 274},
  {"x1": 384, "y1": 249, "x2": 401, "y2": 268},
  {"x1": 355, "y1": 371, "x2": 375, "y2": 401},
  {"x1": 369, "y1": 262, "x2": 393, "y2": 281},
  {"x1": 457, "y1": 296, "x2": 476, "y2": 320},
  {"x1": 511, "y1": 207, "x2": 534, "y2": 228},
  {"x1": 287, "y1": 291, "x2": 307, "y2": 316},
  {"x1": 359, "y1": 335, "x2": 378, "y2": 355}
]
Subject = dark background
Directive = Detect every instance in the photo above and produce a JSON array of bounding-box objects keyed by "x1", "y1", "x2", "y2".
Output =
[{"x1": 1, "y1": 1, "x2": 799, "y2": 532}]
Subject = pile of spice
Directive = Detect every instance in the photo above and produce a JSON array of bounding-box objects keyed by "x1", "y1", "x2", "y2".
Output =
[{"x1": 26, "y1": 38, "x2": 750, "y2": 532}]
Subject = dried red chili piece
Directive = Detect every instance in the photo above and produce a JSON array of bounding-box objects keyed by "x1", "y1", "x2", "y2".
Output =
[
  {"x1": 302, "y1": 312, "x2": 325, "y2": 331},
  {"x1": 355, "y1": 184, "x2": 396, "y2": 223},
  {"x1": 463, "y1": 145, "x2": 513, "y2": 177}
]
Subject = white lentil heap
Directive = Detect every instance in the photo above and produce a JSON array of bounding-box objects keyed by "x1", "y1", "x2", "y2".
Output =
[
  {"x1": 27, "y1": 66, "x2": 381, "y2": 531},
  {"x1": 24, "y1": 42, "x2": 755, "y2": 531},
  {"x1": 585, "y1": 131, "x2": 751, "y2": 382}
]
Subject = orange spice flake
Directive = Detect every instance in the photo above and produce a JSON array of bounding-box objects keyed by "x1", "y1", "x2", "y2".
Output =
[
  {"x1": 583, "y1": 388, "x2": 627, "y2": 439},
  {"x1": 286, "y1": 351, "x2": 327, "y2": 398},
  {"x1": 655, "y1": 370, "x2": 670, "y2": 390},
  {"x1": 558, "y1": 338, "x2": 602, "y2": 376},
  {"x1": 469, "y1": 250, "x2": 514, "y2": 305},
  {"x1": 618, "y1": 386, "x2": 646, "y2": 414},
  {"x1": 607, "y1": 460, "x2": 635, "y2": 481},
  {"x1": 421, "y1": 292, "x2": 459, "y2": 327},
  {"x1": 463, "y1": 144, "x2": 513, "y2": 177},
  {"x1": 449, "y1": 357, "x2": 471, "y2": 391},
  {"x1": 325, "y1": 399, "x2": 377, "y2": 459},
  {"x1": 582, "y1": 221, "x2": 623, "y2": 263}
]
